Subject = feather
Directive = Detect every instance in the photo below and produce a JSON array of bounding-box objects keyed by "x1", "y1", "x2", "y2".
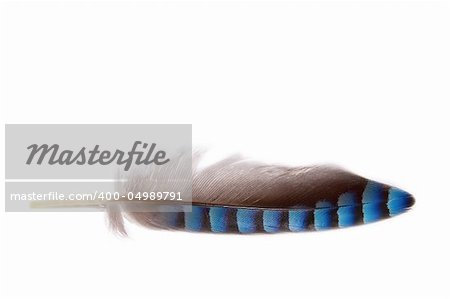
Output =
[{"x1": 108, "y1": 153, "x2": 415, "y2": 234}]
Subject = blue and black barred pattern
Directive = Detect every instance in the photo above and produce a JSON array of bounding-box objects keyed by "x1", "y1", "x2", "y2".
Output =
[{"x1": 159, "y1": 181, "x2": 414, "y2": 233}]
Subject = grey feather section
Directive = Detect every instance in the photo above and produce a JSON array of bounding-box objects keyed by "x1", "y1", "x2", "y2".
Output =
[
  {"x1": 105, "y1": 203, "x2": 127, "y2": 236},
  {"x1": 193, "y1": 158, "x2": 366, "y2": 208}
]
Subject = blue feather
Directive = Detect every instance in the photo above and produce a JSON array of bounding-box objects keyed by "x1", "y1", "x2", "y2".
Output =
[
  {"x1": 263, "y1": 210, "x2": 283, "y2": 233},
  {"x1": 185, "y1": 206, "x2": 205, "y2": 231},
  {"x1": 236, "y1": 209, "x2": 259, "y2": 233},
  {"x1": 209, "y1": 207, "x2": 229, "y2": 233},
  {"x1": 314, "y1": 201, "x2": 335, "y2": 230},
  {"x1": 337, "y1": 192, "x2": 359, "y2": 228}
]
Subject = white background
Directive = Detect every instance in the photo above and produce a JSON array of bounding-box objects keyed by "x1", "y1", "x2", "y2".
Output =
[{"x1": 1, "y1": 1, "x2": 449, "y2": 298}]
